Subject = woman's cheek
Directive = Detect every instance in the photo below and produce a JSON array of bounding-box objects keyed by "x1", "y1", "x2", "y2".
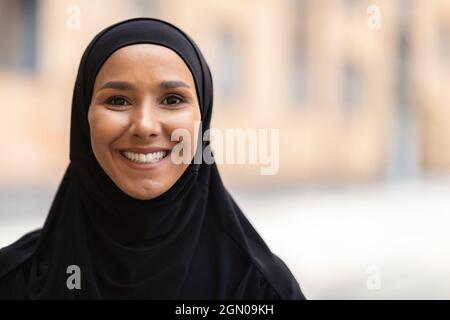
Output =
[
  {"x1": 165, "y1": 119, "x2": 199, "y2": 157},
  {"x1": 92, "y1": 108, "x2": 129, "y2": 143}
]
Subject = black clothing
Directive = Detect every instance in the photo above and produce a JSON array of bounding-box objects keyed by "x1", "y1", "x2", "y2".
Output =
[{"x1": 0, "y1": 18, "x2": 305, "y2": 300}]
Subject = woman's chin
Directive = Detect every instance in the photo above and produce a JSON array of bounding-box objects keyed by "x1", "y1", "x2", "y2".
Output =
[{"x1": 121, "y1": 182, "x2": 166, "y2": 200}]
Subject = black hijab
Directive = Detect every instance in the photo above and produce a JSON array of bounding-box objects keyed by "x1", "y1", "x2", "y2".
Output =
[{"x1": 0, "y1": 18, "x2": 305, "y2": 300}]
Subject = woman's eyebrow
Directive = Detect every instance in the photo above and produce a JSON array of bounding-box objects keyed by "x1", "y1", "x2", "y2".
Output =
[
  {"x1": 99, "y1": 80, "x2": 136, "y2": 91},
  {"x1": 159, "y1": 80, "x2": 190, "y2": 89},
  {"x1": 98, "y1": 80, "x2": 190, "y2": 91}
]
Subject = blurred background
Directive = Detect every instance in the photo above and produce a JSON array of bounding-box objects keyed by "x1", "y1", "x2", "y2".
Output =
[{"x1": 1, "y1": 0, "x2": 450, "y2": 299}]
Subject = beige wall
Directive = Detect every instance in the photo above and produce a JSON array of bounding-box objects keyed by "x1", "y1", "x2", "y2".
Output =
[
  {"x1": 0, "y1": 0, "x2": 423, "y2": 187},
  {"x1": 410, "y1": 0, "x2": 450, "y2": 173}
]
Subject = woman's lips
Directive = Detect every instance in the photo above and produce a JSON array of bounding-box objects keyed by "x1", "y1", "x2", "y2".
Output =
[{"x1": 117, "y1": 149, "x2": 171, "y2": 170}]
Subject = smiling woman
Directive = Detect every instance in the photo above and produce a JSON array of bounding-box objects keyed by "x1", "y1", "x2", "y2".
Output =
[
  {"x1": 0, "y1": 18, "x2": 305, "y2": 300},
  {"x1": 88, "y1": 44, "x2": 201, "y2": 200}
]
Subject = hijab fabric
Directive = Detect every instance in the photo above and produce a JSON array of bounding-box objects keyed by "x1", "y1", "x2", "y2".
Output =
[{"x1": 0, "y1": 18, "x2": 305, "y2": 300}]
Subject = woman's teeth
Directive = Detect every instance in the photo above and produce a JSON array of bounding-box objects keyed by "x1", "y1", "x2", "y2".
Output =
[{"x1": 121, "y1": 150, "x2": 168, "y2": 164}]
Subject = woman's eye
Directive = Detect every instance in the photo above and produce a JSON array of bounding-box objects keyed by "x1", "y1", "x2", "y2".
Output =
[
  {"x1": 163, "y1": 95, "x2": 184, "y2": 106},
  {"x1": 105, "y1": 96, "x2": 130, "y2": 106}
]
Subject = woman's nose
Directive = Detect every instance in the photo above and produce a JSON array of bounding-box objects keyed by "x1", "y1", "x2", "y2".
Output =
[{"x1": 130, "y1": 101, "x2": 161, "y2": 139}]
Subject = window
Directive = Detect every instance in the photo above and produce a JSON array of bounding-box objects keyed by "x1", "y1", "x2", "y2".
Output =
[
  {"x1": 132, "y1": 0, "x2": 157, "y2": 16},
  {"x1": 0, "y1": 0, "x2": 38, "y2": 71},
  {"x1": 342, "y1": 60, "x2": 362, "y2": 113},
  {"x1": 438, "y1": 21, "x2": 450, "y2": 67},
  {"x1": 291, "y1": 0, "x2": 308, "y2": 102},
  {"x1": 216, "y1": 29, "x2": 241, "y2": 101}
]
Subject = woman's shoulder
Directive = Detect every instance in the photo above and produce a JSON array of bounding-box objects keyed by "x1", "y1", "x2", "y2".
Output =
[
  {"x1": 215, "y1": 224, "x2": 306, "y2": 299},
  {"x1": 0, "y1": 229, "x2": 40, "y2": 299},
  {"x1": 210, "y1": 209, "x2": 306, "y2": 299},
  {"x1": 232, "y1": 260, "x2": 306, "y2": 300},
  {"x1": 0, "y1": 229, "x2": 41, "y2": 279}
]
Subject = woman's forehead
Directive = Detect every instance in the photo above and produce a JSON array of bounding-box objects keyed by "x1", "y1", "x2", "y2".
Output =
[{"x1": 93, "y1": 44, "x2": 196, "y2": 89}]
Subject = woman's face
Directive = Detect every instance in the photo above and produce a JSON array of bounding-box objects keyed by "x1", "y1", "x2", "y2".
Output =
[{"x1": 88, "y1": 44, "x2": 201, "y2": 200}]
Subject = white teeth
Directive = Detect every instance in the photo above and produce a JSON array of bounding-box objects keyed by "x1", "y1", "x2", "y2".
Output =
[{"x1": 122, "y1": 150, "x2": 167, "y2": 164}]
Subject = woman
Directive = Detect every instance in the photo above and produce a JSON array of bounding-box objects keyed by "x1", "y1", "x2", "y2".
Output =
[{"x1": 0, "y1": 18, "x2": 305, "y2": 299}]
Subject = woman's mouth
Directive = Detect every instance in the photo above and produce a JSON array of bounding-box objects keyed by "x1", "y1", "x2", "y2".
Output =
[
  {"x1": 117, "y1": 148, "x2": 172, "y2": 170},
  {"x1": 119, "y1": 150, "x2": 169, "y2": 164}
]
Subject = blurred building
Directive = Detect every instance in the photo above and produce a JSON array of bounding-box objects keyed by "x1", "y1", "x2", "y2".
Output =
[
  {"x1": 410, "y1": 0, "x2": 450, "y2": 174},
  {"x1": 0, "y1": 0, "x2": 447, "y2": 188}
]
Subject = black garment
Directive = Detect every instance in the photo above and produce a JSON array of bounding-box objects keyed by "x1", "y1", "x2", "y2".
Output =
[{"x1": 0, "y1": 18, "x2": 306, "y2": 300}]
